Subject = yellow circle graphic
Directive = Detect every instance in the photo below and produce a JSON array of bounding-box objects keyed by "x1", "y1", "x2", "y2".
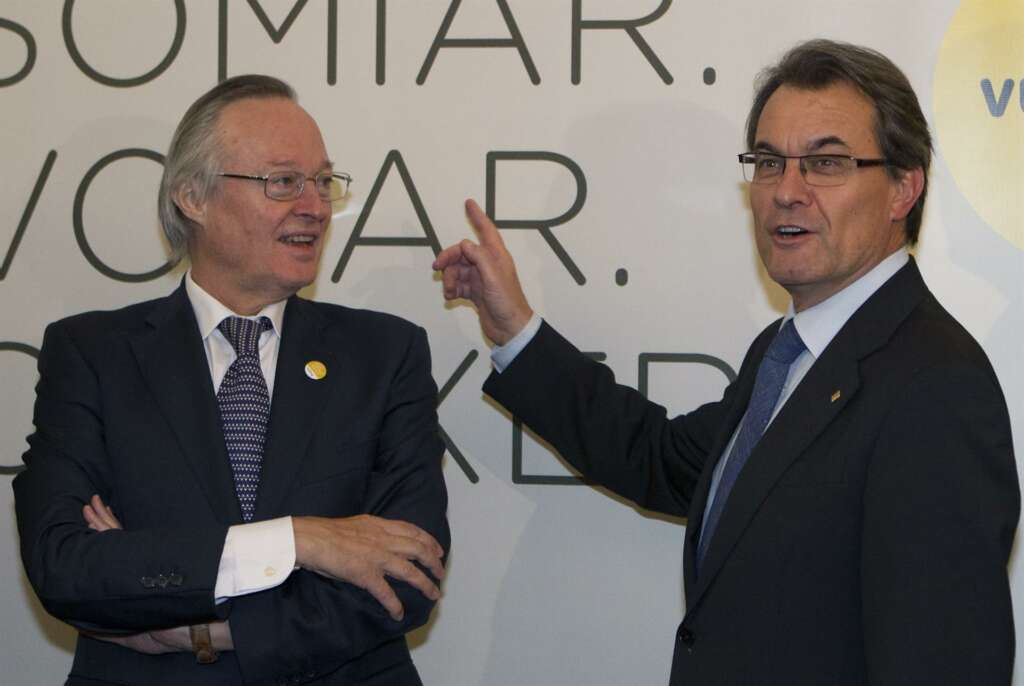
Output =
[
  {"x1": 304, "y1": 360, "x2": 327, "y2": 381},
  {"x1": 934, "y1": 0, "x2": 1023, "y2": 249}
]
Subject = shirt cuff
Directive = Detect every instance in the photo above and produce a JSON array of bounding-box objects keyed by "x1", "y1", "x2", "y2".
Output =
[
  {"x1": 214, "y1": 516, "x2": 296, "y2": 603},
  {"x1": 490, "y1": 313, "x2": 543, "y2": 373}
]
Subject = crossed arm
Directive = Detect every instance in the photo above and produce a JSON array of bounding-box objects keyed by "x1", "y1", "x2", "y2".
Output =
[
  {"x1": 81, "y1": 492, "x2": 445, "y2": 655},
  {"x1": 15, "y1": 315, "x2": 448, "y2": 672}
]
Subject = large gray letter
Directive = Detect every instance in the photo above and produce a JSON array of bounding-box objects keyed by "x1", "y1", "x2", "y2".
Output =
[
  {"x1": 63, "y1": 0, "x2": 185, "y2": 87},
  {"x1": 0, "y1": 16, "x2": 36, "y2": 87},
  {"x1": 2, "y1": 151, "x2": 55, "y2": 281},
  {"x1": 331, "y1": 150, "x2": 442, "y2": 283},
  {"x1": 417, "y1": 0, "x2": 539, "y2": 85},
  {"x1": 73, "y1": 149, "x2": 174, "y2": 283},
  {"x1": 486, "y1": 151, "x2": 588, "y2": 285},
  {"x1": 218, "y1": 0, "x2": 338, "y2": 84},
  {"x1": 638, "y1": 353, "x2": 737, "y2": 396},
  {"x1": 571, "y1": 0, "x2": 673, "y2": 85},
  {"x1": 438, "y1": 350, "x2": 480, "y2": 484}
]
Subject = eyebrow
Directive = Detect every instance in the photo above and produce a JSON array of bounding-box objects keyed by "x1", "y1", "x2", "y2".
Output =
[
  {"x1": 752, "y1": 136, "x2": 853, "y2": 154},
  {"x1": 753, "y1": 142, "x2": 783, "y2": 154}
]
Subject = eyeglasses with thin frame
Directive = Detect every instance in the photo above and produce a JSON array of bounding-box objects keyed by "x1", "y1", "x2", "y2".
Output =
[
  {"x1": 738, "y1": 153, "x2": 890, "y2": 187},
  {"x1": 218, "y1": 170, "x2": 353, "y2": 201}
]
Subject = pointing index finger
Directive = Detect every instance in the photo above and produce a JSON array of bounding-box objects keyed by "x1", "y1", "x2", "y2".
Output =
[{"x1": 465, "y1": 199, "x2": 504, "y2": 249}]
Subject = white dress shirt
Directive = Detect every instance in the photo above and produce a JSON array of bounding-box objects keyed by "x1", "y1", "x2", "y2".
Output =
[
  {"x1": 491, "y1": 249, "x2": 911, "y2": 538},
  {"x1": 184, "y1": 272, "x2": 296, "y2": 602}
]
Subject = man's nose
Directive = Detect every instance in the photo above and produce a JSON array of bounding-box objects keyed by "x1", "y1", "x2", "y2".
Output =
[
  {"x1": 293, "y1": 179, "x2": 330, "y2": 219},
  {"x1": 773, "y1": 159, "x2": 813, "y2": 207}
]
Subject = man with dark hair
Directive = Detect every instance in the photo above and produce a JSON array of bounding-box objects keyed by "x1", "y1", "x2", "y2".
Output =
[
  {"x1": 15, "y1": 75, "x2": 449, "y2": 685},
  {"x1": 435, "y1": 39, "x2": 1018, "y2": 684}
]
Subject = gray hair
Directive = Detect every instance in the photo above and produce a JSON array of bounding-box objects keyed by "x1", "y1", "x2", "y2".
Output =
[
  {"x1": 745, "y1": 40, "x2": 932, "y2": 244},
  {"x1": 158, "y1": 74, "x2": 296, "y2": 260}
]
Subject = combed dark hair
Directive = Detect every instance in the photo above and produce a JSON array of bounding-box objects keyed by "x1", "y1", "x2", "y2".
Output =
[
  {"x1": 745, "y1": 40, "x2": 931, "y2": 244},
  {"x1": 158, "y1": 75, "x2": 296, "y2": 260}
]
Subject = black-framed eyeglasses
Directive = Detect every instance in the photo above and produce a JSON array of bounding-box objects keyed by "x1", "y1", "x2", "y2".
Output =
[
  {"x1": 738, "y1": 153, "x2": 889, "y2": 187},
  {"x1": 218, "y1": 171, "x2": 353, "y2": 201}
]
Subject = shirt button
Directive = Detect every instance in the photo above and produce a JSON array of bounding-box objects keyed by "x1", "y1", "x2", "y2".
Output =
[{"x1": 264, "y1": 566, "x2": 277, "y2": 577}]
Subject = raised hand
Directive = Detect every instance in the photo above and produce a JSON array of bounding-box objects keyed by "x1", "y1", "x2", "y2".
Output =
[
  {"x1": 292, "y1": 514, "x2": 445, "y2": 622},
  {"x1": 433, "y1": 199, "x2": 534, "y2": 345}
]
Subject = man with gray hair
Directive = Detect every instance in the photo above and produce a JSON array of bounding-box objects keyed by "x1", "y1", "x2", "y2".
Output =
[
  {"x1": 435, "y1": 39, "x2": 1018, "y2": 684},
  {"x1": 15, "y1": 75, "x2": 448, "y2": 685}
]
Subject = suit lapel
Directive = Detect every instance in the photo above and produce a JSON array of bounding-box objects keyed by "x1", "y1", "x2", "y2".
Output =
[
  {"x1": 682, "y1": 343, "x2": 765, "y2": 599},
  {"x1": 129, "y1": 286, "x2": 240, "y2": 524},
  {"x1": 254, "y1": 297, "x2": 338, "y2": 519},
  {"x1": 686, "y1": 259, "x2": 930, "y2": 608},
  {"x1": 690, "y1": 342, "x2": 860, "y2": 602}
]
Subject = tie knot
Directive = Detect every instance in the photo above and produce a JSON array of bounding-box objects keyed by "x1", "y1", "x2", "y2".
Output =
[
  {"x1": 765, "y1": 319, "x2": 805, "y2": 365},
  {"x1": 218, "y1": 316, "x2": 271, "y2": 356}
]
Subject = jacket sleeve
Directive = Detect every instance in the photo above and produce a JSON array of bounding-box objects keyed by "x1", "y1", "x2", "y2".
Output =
[
  {"x1": 225, "y1": 324, "x2": 449, "y2": 684},
  {"x1": 483, "y1": 320, "x2": 741, "y2": 518},
  {"x1": 14, "y1": 320, "x2": 227, "y2": 633},
  {"x1": 861, "y1": 363, "x2": 1018, "y2": 684}
]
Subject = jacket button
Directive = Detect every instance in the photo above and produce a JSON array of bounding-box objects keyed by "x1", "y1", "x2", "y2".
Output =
[
  {"x1": 678, "y1": 628, "x2": 695, "y2": 648},
  {"x1": 168, "y1": 573, "x2": 183, "y2": 587},
  {"x1": 140, "y1": 576, "x2": 155, "y2": 588},
  {"x1": 156, "y1": 574, "x2": 169, "y2": 588}
]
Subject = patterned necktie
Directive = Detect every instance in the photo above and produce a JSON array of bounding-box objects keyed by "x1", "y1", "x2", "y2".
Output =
[
  {"x1": 216, "y1": 316, "x2": 272, "y2": 522},
  {"x1": 696, "y1": 319, "x2": 806, "y2": 574}
]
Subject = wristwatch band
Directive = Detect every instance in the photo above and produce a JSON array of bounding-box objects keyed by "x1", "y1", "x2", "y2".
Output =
[{"x1": 189, "y1": 623, "x2": 218, "y2": 664}]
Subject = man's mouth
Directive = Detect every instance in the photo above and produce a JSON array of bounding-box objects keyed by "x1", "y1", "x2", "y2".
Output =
[
  {"x1": 280, "y1": 234, "x2": 317, "y2": 245},
  {"x1": 775, "y1": 225, "x2": 810, "y2": 237}
]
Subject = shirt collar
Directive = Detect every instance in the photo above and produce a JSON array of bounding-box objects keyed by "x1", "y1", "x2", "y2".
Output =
[
  {"x1": 184, "y1": 271, "x2": 287, "y2": 341},
  {"x1": 786, "y1": 248, "x2": 909, "y2": 358}
]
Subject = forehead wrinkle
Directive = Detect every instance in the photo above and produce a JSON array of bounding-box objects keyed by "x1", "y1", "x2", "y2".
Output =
[
  {"x1": 263, "y1": 158, "x2": 334, "y2": 172},
  {"x1": 806, "y1": 135, "x2": 852, "y2": 152}
]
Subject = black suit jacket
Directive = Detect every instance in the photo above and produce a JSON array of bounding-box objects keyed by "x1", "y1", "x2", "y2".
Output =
[
  {"x1": 484, "y1": 259, "x2": 1018, "y2": 685},
  {"x1": 14, "y1": 285, "x2": 449, "y2": 686}
]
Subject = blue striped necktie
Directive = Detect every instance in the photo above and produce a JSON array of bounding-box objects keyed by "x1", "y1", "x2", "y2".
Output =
[
  {"x1": 696, "y1": 319, "x2": 805, "y2": 574},
  {"x1": 216, "y1": 316, "x2": 272, "y2": 522}
]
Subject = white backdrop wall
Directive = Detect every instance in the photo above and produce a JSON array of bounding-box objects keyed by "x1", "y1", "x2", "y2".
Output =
[{"x1": 1, "y1": 2, "x2": 1021, "y2": 685}]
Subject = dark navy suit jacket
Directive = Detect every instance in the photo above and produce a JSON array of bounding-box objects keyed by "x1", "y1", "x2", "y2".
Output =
[
  {"x1": 15, "y1": 285, "x2": 449, "y2": 686},
  {"x1": 485, "y1": 259, "x2": 1017, "y2": 685}
]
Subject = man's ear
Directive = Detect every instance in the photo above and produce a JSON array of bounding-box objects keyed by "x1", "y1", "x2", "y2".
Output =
[
  {"x1": 889, "y1": 167, "x2": 925, "y2": 223},
  {"x1": 174, "y1": 183, "x2": 206, "y2": 227}
]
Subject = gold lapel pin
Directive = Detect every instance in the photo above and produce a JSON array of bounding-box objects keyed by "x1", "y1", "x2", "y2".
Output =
[
  {"x1": 830, "y1": 389, "x2": 841, "y2": 403},
  {"x1": 304, "y1": 360, "x2": 327, "y2": 381}
]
